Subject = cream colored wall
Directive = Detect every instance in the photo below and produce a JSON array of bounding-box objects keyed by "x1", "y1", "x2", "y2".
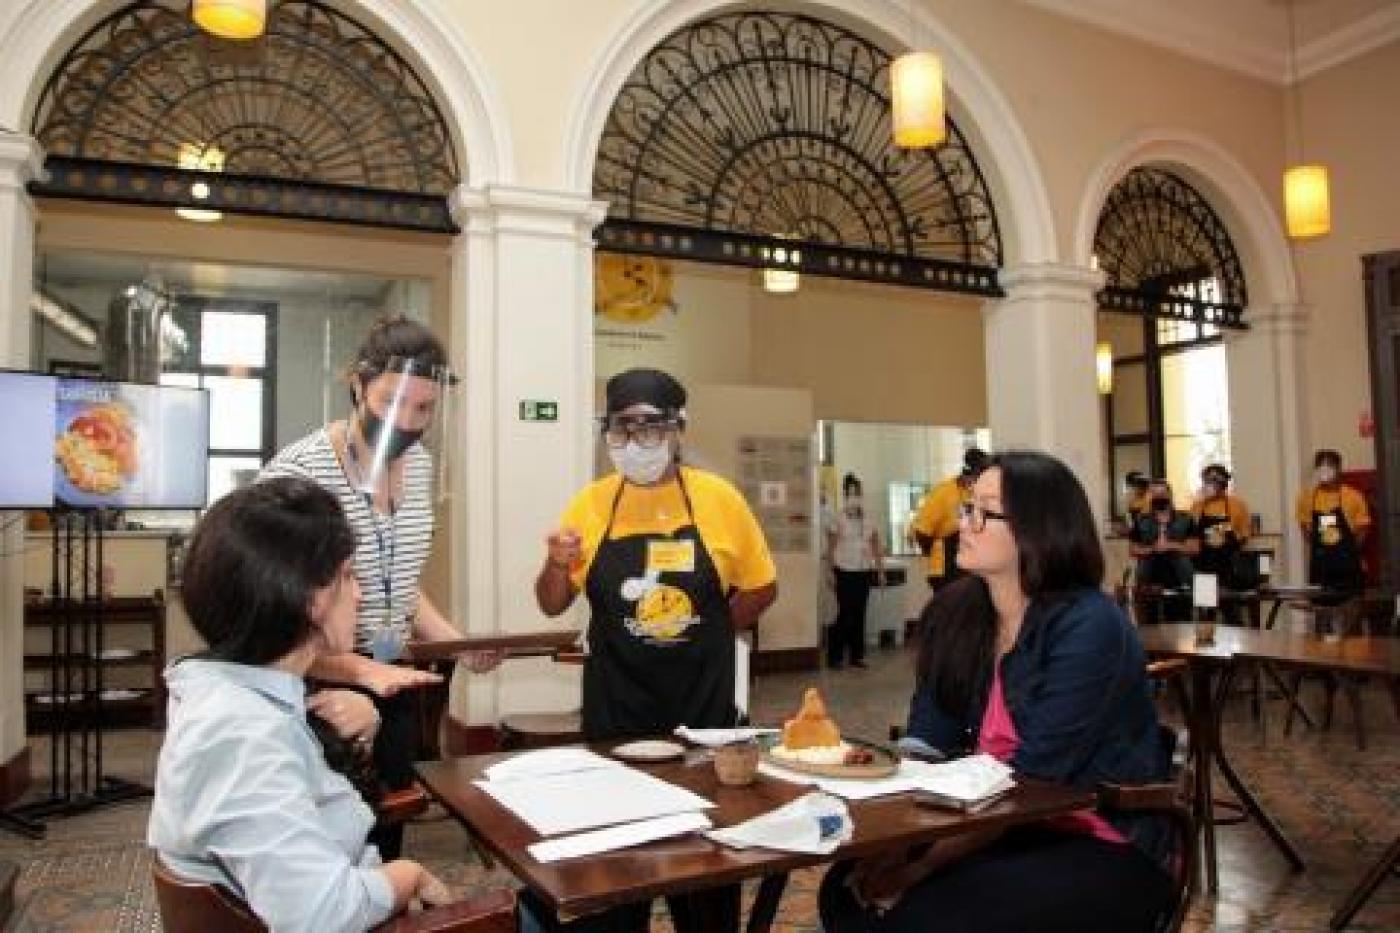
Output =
[
  {"x1": 594, "y1": 260, "x2": 753, "y2": 388},
  {"x1": 685, "y1": 384, "x2": 817, "y2": 652},
  {"x1": 1292, "y1": 39, "x2": 1400, "y2": 471},
  {"x1": 752, "y1": 276, "x2": 987, "y2": 424},
  {"x1": 925, "y1": 0, "x2": 1285, "y2": 262}
]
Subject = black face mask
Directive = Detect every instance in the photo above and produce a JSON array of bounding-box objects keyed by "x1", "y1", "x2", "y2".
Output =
[
  {"x1": 360, "y1": 406, "x2": 423, "y2": 461},
  {"x1": 1150, "y1": 496, "x2": 1172, "y2": 513}
]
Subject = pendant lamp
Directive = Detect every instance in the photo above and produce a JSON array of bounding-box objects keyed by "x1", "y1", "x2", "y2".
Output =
[
  {"x1": 891, "y1": 51, "x2": 945, "y2": 149},
  {"x1": 193, "y1": 0, "x2": 267, "y2": 41},
  {"x1": 1282, "y1": 1, "x2": 1330, "y2": 239}
]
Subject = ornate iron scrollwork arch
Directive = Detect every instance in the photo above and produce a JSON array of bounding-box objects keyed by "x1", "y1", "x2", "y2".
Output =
[
  {"x1": 593, "y1": 11, "x2": 1003, "y2": 296},
  {"x1": 29, "y1": 0, "x2": 460, "y2": 232},
  {"x1": 1094, "y1": 168, "x2": 1248, "y2": 329}
]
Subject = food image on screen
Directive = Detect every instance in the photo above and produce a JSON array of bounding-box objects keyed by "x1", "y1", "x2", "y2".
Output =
[{"x1": 54, "y1": 401, "x2": 138, "y2": 494}]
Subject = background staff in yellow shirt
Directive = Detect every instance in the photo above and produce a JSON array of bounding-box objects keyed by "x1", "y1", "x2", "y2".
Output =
[
  {"x1": 911, "y1": 448, "x2": 988, "y2": 592},
  {"x1": 1295, "y1": 449, "x2": 1370, "y2": 599},
  {"x1": 1192, "y1": 464, "x2": 1251, "y2": 624}
]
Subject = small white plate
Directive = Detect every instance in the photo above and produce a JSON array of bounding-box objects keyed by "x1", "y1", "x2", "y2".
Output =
[
  {"x1": 100, "y1": 688, "x2": 142, "y2": 702},
  {"x1": 611, "y1": 739, "x2": 685, "y2": 762},
  {"x1": 97, "y1": 647, "x2": 138, "y2": 661}
]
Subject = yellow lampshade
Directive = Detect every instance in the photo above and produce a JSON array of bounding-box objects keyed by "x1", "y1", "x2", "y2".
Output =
[
  {"x1": 1284, "y1": 164, "x2": 1330, "y2": 239},
  {"x1": 891, "y1": 52, "x2": 945, "y2": 148},
  {"x1": 1095, "y1": 341, "x2": 1113, "y2": 395},
  {"x1": 192, "y1": 0, "x2": 267, "y2": 40},
  {"x1": 763, "y1": 268, "x2": 800, "y2": 294}
]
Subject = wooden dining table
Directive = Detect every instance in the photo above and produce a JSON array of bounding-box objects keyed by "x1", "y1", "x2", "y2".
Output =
[
  {"x1": 417, "y1": 746, "x2": 1096, "y2": 932},
  {"x1": 1136, "y1": 623, "x2": 1400, "y2": 907}
]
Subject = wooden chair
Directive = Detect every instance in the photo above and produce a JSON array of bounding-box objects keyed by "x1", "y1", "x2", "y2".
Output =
[
  {"x1": 1098, "y1": 764, "x2": 1196, "y2": 933},
  {"x1": 1281, "y1": 597, "x2": 1388, "y2": 749},
  {"x1": 151, "y1": 856, "x2": 517, "y2": 933}
]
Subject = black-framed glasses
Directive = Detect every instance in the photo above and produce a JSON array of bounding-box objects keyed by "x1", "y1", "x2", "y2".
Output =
[
  {"x1": 959, "y1": 501, "x2": 1008, "y2": 532},
  {"x1": 600, "y1": 417, "x2": 678, "y2": 450}
]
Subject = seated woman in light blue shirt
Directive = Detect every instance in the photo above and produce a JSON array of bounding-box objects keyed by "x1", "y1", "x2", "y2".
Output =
[{"x1": 147, "y1": 478, "x2": 456, "y2": 932}]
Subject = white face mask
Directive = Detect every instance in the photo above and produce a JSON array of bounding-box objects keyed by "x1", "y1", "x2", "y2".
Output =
[
  {"x1": 1316, "y1": 466, "x2": 1338, "y2": 485},
  {"x1": 610, "y1": 440, "x2": 671, "y2": 485}
]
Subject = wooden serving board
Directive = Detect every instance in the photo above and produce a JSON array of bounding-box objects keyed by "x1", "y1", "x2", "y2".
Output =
[{"x1": 758, "y1": 735, "x2": 899, "y2": 779}]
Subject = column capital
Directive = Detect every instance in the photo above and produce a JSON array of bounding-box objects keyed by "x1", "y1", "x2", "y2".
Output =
[
  {"x1": 997, "y1": 261, "x2": 1104, "y2": 301},
  {"x1": 450, "y1": 184, "x2": 607, "y2": 244},
  {"x1": 0, "y1": 132, "x2": 44, "y2": 191},
  {"x1": 1239, "y1": 301, "x2": 1309, "y2": 338}
]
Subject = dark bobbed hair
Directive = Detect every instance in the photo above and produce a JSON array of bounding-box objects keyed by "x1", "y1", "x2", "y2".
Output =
[
  {"x1": 181, "y1": 478, "x2": 356, "y2": 665},
  {"x1": 842, "y1": 472, "x2": 861, "y2": 496},
  {"x1": 915, "y1": 450, "x2": 1105, "y2": 718},
  {"x1": 1314, "y1": 448, "x2": 1342, "y2": 469}
]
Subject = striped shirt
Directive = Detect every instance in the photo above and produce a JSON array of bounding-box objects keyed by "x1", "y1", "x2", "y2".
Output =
[{"x1": 259, "y1": 427, "x2": 434, "y2": 654}]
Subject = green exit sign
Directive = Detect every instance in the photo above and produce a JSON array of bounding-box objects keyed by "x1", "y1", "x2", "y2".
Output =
[{"x1": 519, "y1": 400, "x2": 559, "y2": 422}]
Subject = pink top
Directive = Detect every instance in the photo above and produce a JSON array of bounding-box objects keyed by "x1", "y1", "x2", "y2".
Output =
[{"x1": 978, "y1": 666, "x2": 1127, "y2": 846}]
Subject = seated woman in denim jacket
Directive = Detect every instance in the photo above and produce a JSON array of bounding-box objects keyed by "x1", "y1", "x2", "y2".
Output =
[{"x1": 820, "y1": 451, "x2": 1174, "y2": 933}]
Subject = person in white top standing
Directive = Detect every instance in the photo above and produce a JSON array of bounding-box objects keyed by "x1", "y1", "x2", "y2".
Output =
[{"x1": 825, "y1": 473, "x2": 885, "y2": 669}]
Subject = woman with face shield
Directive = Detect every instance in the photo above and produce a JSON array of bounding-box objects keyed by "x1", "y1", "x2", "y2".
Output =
[
  {"x1": 531, "y1": 367, "x2": 778, "y2": 931},
  {"x1": 260, "y1": 316, "x2": 499, "y2": 859}
]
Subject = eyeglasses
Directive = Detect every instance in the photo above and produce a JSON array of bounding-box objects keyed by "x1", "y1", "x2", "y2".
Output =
[
  {"x1": 601, "y1": 418, "x2": 678, "y2": 449},
  {"x1": 959, "y1": 501, "x2": 1008, "y2": 533}
]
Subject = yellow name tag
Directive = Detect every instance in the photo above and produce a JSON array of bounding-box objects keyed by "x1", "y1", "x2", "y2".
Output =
[{"x1": 647, "y1": 540, "x2": 696, "y2": 574}]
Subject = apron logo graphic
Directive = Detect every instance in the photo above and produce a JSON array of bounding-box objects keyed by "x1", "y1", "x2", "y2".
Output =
[{"x1": 620, "y1": 574, "x2": 700, "y2": 642}]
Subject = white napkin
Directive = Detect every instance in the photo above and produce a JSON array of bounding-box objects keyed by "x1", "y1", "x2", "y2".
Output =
[
  {"x1": 706, "y1": 792, "x2": 853, "y2": 855},
  {"x1": 674, "y1": 726, "x2": 780, "y2": 748},
  {"x1": 907, "y1": 754, "x2": 1015, "y2": 805}
]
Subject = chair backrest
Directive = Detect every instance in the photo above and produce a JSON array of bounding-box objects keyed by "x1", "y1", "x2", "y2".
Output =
[
  {"x1": 151, "y1": 856, "x2": 264, "y2": 933},
  {"x1": 152, "y1": 855, "x2": 518, "y2": 933},
  {"x1": 1098, "y1": 758, "x2": 1196, "y2": 933}
]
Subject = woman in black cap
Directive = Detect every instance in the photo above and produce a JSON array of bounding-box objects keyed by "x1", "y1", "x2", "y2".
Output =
[{"x1": 532, "y1": 366, "x2": 777, "y2": 931}]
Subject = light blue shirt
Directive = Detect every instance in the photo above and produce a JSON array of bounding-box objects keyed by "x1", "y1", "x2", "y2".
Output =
[{"x1": 148, "y1": 659, "x2": 396, "y2": 932}]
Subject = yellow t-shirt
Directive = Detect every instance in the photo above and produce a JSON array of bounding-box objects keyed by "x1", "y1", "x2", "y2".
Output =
[
  {"x1": 558, "y1": 466, "x2": 777, "y2": 594},
  {"x1": 1192, "y1": 495, "x2": 1251, "y2": 547},
  {"x1": 1295, "y1": 485, "x2": 1370, "y2": 538},
  {"x1": 910, "y1": 476, "x2": 965, "y2": 578}
]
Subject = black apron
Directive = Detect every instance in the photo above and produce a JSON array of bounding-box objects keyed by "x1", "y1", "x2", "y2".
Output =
[
  {"x1": 1195, "y1": 501, "x2": 1238, "y2": 586},
  {"x1": 1309, "y1": 490, "x2": 1364, "y2": 595},
  {"x1": 581, "y1": 473, "x2": 737, "y2": 741}
]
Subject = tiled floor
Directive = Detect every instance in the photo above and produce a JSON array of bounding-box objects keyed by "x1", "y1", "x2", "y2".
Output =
[{"x1": 2, "y1": 644, "x2": 1397, "y2": 931}]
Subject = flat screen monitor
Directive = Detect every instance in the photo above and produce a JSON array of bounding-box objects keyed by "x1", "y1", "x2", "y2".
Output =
[{"x1": 0, "y1": 370, "x2": 211, "y2": 509}]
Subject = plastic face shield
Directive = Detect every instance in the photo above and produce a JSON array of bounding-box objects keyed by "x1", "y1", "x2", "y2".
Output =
[{"x1": 351, "y1": 356, "x2": 456, "y2": 502}]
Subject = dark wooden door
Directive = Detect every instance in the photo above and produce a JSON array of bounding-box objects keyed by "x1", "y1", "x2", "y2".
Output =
[{"x1": 1364, "y1": 251, "x2": 1400, "y2": 589}]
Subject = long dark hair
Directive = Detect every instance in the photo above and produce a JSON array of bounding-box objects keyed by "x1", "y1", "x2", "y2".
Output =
[{"x1": 915, "y1": 450, "x2": 1105, "y2": 718}]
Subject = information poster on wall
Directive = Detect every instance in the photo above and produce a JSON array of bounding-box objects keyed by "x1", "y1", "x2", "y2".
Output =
[{"x1": 736, "y1": 435, "x2": 812, "y2": 553}]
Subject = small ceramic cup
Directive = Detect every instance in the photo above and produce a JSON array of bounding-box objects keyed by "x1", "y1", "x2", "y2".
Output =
[{"x1": 713, "y1": 740, "x2": 761, "y2": 786}]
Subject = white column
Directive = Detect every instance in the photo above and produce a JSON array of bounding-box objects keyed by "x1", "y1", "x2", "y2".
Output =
[
  {"x1": 447, "y1": 185, "x2": 606, "y2": 726},
  {"x1": 1226, "y1": 302, "x2": 1309, "y2": 582},
  {"x1": 983, "y1": 262, "x2": 1108, "y2": 528},
  {"x1": 0, "y1": 132, "x2": 43, "y2": 773}
]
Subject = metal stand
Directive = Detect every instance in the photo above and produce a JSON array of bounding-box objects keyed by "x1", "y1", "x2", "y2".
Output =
[{"x1": 3, "y1": 509, "x2": 151, "y2": 835}]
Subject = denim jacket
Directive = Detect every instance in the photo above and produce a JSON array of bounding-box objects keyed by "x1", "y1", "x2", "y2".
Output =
[{"x1": 906, "y1": 587, "x2": 1173, "y2": 862}]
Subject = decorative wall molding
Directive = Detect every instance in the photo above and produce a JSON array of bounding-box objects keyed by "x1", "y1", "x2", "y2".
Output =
[{"x1": 1023, "y1": 0, "x2": 1400, "y2": 84}]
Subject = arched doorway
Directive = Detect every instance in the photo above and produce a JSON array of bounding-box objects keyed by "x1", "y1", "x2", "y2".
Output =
[
  {"x1": 1077, "y1": 130, "x2": 1305, "y2": 574},
  {"x1": 0, "y1": 0, "x2": 516, "y2": 756},
  {"x1": 581, "y1": 6, "x2": 1020, "y2": 663}
]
